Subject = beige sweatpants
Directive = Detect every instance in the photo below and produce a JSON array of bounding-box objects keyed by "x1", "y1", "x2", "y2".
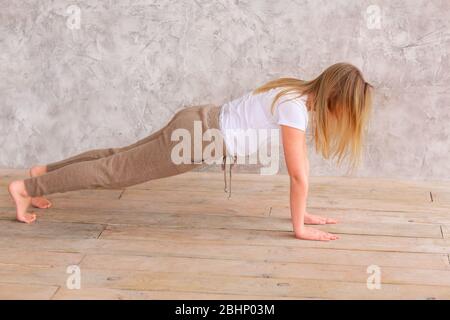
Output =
[{"x1": 24, "y1": 105, "x2": 225, "y2": 197}]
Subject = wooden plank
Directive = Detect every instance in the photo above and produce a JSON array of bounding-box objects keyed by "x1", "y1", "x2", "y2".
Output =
[
  {"x1": 0, "y1": 264, "x2": 449, "y2": 299},
  {"x1": 123, "y1": 182, "x2": 432, "y2": 205},
  {"x1": 100, "y1": 225, "x2": 450, "y2": 254},
  {"x1": 2, "y1": 202, "x2": 449, "y2": 230},
  {"x1": 0, "y1": 237, "x2": 447, "y2": 270},
  {"x1": 10, "y1": 197, "x2": 270, "y2": 218},
  {"x1": 15, "y1": 194, "x2": 448, "y2": 221},
  {"x1": 63, "y1": 186, "x2": 447, "y2": 218},
  {"x1": 120, "y1": 188, "x2": 282, "y2": 202},
  {"x1": 303, "y1": 207, "x2": 450, "y2": 226},
  {"x1": 53, "y1": 287, "x2": 299, "y2": 300},
  {"x1": 81, "y1": 253, "x2": 450, "y2": 287},
  {"x1": 315, "y1": 221, "x2": 442, "y2": 238},
  {"x1": 304, "y1": 195, "x2": 450, "y2": 214},
  {"x1": 0, "y1": 201, "x2": 450, "y2": 232},
  {"x1": 126, "y1": 171, "x2": 289, "y2": 191},
  {"x1": 272, "y1": 206, "x2": 450, "y2": 225},
  {"x1": 0, "y1": 208, "x2": 275, "y2": 228},
  {"x1": 442, "y1": 225, "x2": 449, "y2": 239},
  {"x1": 0, "y1": 207, "x2": 442, "y2": 239},
  {"x1": 0, "y1": 282, "x2": 58, "y2": 300},
  {"x1": 0, "y1": 187, "x2": 446, "y2": 219},
  {"x1": 431, "y1": 190, "x2": 450, "y2": 206},
  {"x1": 0, "y1": 248, "x2": 83, "y2": 267},
  {"x1": 139, "y1": 173, "x2": 450, "y2": 209},
  {"x1": 122, "y1": 173, "x2": 450, "y2": 217},
  {"x1": 119, "y1": 187, "x2": 439, "y2": 211},
  {"x1": 0, "y1": 264, "x2": 67, "y2": 288},
  {"x1": 115, "y1": 194, "x2": 449, "y2": 222},
  {"x1": 2, "y1": 208, "x2": 448, "y2": 241},
  {"x1": 2, "y1": 196, "x2": 446, "y2": 227},
  {"x1": 70, "y1": 270, "x2": 450, "y2": 299},
  {"x1": 0, "y1": 220, "x2": 104, "y2": 240},
  {"x1": 1, "y1": 169, "x2": 450, "y2": 300},
  {"x1": 125, "y1": 171, "x2": 450, "y2": 190}
]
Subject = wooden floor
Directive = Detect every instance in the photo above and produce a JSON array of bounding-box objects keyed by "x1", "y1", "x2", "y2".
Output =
[{"x1": 0, "y1": 168, "x2": 449, "y2": 300}]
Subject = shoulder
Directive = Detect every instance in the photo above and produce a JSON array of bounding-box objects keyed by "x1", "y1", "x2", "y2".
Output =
[
  {"x1": 276, "y1": 94, "x2": 309, "y2": 131},
  {"x1": 278, "y1": 94, "x2": 308, "y2": 113}
]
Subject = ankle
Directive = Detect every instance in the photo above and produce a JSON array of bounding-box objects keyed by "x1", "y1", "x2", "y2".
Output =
[
  {"x1": 30, "y1": 165, "x2": 47, "y2": 177},
  {"x1": 9, "y1": 180, "x2": 30, "y2": 197}
]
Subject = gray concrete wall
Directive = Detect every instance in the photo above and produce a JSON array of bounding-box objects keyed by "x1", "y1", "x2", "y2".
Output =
[{"x1": 1, "y1": 0, "x2": 449, "y2": 180}]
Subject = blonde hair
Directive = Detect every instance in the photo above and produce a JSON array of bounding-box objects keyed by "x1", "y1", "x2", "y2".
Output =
[{"x1": 253, "y1": 62, "x2": 373, "y2": 171}]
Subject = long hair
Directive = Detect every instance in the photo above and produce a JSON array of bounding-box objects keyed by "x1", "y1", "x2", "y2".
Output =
[{"x1": 253, "y1": 62, "x2": 373, "y2": 171}]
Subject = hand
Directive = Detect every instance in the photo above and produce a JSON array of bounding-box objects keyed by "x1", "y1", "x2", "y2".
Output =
[
  {"x1": 304, "y1": 212, "x2": 338, "y2": 225},
  {"x1": 295, "y1": 226, "x2": 340, "y2": 241}
]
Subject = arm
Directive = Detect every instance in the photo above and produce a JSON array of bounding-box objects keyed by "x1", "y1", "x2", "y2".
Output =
[{"x1": 281, "y1": 125, "x2": 338, "y2": 241}]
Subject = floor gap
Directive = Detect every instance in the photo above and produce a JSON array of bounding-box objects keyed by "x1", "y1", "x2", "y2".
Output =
[
  {"x1": 50, "y1": 286, "x2": 61, "y2": 300},
  {"x1": 96, "y1": 225, "x2": 107, "y2": 239}
]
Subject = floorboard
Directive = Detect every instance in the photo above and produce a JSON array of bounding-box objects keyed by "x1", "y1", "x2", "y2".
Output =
[{"x1": 0, "y1": 170, "x2": 449, "y2": 299}]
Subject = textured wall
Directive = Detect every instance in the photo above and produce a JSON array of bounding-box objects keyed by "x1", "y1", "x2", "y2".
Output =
[{"x1": 1, "y1": 0, "x2": 449, "y2": 180}]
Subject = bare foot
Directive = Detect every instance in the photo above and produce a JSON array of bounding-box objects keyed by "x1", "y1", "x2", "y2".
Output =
[
  {"x1": 31, "y1": 197, "x2": 52, "y2": 209},
  {"x1": 304, "y1": 212, "x2": 338, "y2": 225},
  {"x1": 8, "y1": 180, "x2": 37, "y2": 224},
  {"x1": 29, "y1": 165, "x2": 52, "y2": 209},
  {"x1": 295, "y1": 226, "x2": 339, "y2": 241}
]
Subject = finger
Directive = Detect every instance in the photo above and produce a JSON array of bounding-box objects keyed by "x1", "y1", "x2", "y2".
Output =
[
  {"x1": 315, "y1": 216, "x2": 326, "y2": 223},
  {"x1": 27, "y1": 214, "x2": 37, "y2": 224},
  {"x1": 326, "y1": 218, "x2": 338, "y2": 224},
  {"x1": 321, "y1": 233, "x2": 332, "y2": 241},
  {"x1": 327, "y1": 233, "x2": 337, "y2": 240}
]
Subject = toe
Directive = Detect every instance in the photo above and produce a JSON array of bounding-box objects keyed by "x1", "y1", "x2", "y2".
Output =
[
  {"x1": 25, "y1": 213, "x2": 37, "y2": 224},
  {"x1": 31, "y1": 197, "x2": 52, "y2": 209}
]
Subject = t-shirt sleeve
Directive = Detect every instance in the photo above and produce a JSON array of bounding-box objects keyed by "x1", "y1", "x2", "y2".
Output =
[{"x1": 276, "y1": 98, "x2": 308, "y2": 132}]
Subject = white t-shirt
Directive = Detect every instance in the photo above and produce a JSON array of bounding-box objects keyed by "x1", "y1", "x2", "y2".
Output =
[{"x1": 219, "y1": 87, "x2": 309, "y2": 157}]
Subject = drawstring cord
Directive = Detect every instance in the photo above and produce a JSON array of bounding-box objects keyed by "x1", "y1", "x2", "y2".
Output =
[{"x1": 221, "y1": 155, "x2": 237, "y2": 199}]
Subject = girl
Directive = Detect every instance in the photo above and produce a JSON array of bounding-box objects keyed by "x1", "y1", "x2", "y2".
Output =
[{"x1": 8, "y1": 62, "x2": 373, "y2": 242}]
